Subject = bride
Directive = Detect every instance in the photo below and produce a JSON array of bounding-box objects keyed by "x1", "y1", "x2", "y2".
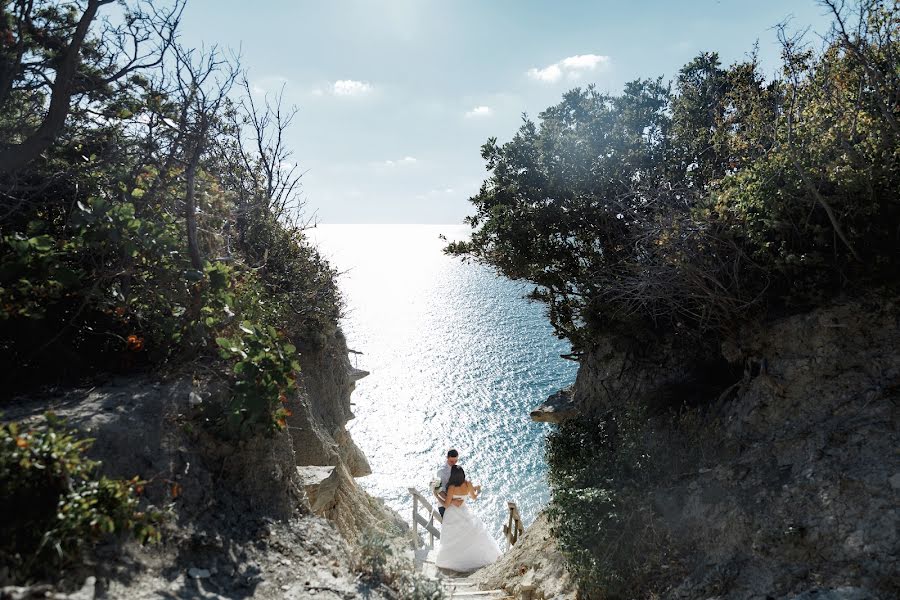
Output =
[{"x1": 434, "y1": 465, "x2": 502, "y2": 572}]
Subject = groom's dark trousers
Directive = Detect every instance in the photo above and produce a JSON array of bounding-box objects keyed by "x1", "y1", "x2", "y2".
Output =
[{"x1": 438, "y1": 507, "x2": 445, "y2": 517}]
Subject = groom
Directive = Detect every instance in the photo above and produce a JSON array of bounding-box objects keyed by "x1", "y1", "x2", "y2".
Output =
[{"x1": 434, "y1": 448, "x2": 464, "y2": 517}]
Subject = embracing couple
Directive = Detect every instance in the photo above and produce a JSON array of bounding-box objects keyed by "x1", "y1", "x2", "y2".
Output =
[{"x1": 432, "y1": 449, "x2": 502, "y2": 572}]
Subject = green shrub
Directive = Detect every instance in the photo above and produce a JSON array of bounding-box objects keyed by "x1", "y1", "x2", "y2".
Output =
[
  {"x1": 355, "y1": 528, "x2": 445, "y2": 599},
  {"x1": 396, "y1": 572, "x2": 445, "y2": 600},
  {"x1": 357, "y1": 528, "x2": 394, "y2": 583},
  {"x1": 215, "y1": 321, "x2": 299, "y2": 436},
  {"x1": 0, "y1": 197, "x2": 192, "y2": 383},
  {"x1": 450, "y1": 2, "x2": 899, "y2": 350},
  {"x1": 235, "y1": 207, "x2": 342, "y2": 342},
  {"x1": 546, "y1": 412, "x2": 676, "y2": 599},
  {"x1": 0, "y1": 413, "x2": 163, "y2": 582}
]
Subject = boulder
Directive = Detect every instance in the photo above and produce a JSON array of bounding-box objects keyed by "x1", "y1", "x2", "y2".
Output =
[
  {"x1": 529, "y1": 387, "x2": 577, "y2": 423},
  {"x1": 471, "y1": 512, "x2": 575, "y2": 599},
  {"x1": 299, "y1": 464, "x2": 407, "y2": 544}
]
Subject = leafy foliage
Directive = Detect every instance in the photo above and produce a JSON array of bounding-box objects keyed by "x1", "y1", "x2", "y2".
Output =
[
  {"x1": 0, "y1": 413, "x2": 163, "y2": 582},
  {"x1": 449, "y1": 1, "x2": 899, "y2": 351},
  {"x1": 0, "y1": 197, "x2": 190, "y2": 375},
  {"x1": 357, "y1": 528, "x2": 394, "y2": 582},
  {"x1": 546, "y1": 410, "x2": 676, "y2": 599},
  {"x1": 215, "y1": 321, "x2": 299, "y2": 436},
  {"x1": 0, "y1": 0, "x2": 342, "y2": 439}
]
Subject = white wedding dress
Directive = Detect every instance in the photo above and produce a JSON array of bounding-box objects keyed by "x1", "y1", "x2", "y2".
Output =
[{"x1": 435, "y1": 494, "x2": 502, "y2": 572}]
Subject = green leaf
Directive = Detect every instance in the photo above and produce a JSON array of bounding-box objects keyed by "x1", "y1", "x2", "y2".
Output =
[
  {"x1": 28, "y1": 235, "x2": 55, "y2": 253},
  {"x1": 208, "y1": 266, "x2": 228, "y2": 290}
]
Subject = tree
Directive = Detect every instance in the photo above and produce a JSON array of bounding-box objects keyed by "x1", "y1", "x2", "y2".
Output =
[
  {"x1": 0, "y1": 0, "x2": 182, "y2": 175},
  {"x1": 168, "y1": 44, "x2": 239, "y2": 270},
  {"x1": 450, "y1": 0, "x2": 899, "y2": 351}
]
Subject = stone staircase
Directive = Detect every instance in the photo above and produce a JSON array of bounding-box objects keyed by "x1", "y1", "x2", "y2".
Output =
[
  {"x1": 406, "y1": 488, "x2": 522, "y2": 599},
  {"x1": 411, "y1": 548, "x2": 510, "y2": 599}
]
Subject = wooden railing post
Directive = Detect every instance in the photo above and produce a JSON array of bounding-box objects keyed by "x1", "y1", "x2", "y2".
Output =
[
  {"x1": 412, "y1": 493, "x2": 419, "y2": 549},
  {"x1": 408, "y1": 487, "x2": 442, "y2": 549},
  {"x1": 428, "y1": 511, "x2": 435, "y2": 548},
  {"x1": 503, "y1": 501, "x2": 524, "y2": 549}
]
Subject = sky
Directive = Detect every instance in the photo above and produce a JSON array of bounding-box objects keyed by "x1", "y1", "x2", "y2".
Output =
[{"x1": 177, "y1": 1, "x2": 835, "y2": 224}]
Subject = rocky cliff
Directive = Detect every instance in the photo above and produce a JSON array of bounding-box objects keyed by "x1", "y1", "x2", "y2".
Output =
[
  {"x1": 0, "y1": 329, "x2": 407, "y2": 599},
  {"x1": 573, "y1": 295, "x2": 898, "y2": 598},
  {"x1": 287, "y1": 330, "x2": 408, "y2": 543},
  {"x1": 470, "y1": 512, "x2": 575, "y2": 599},
  {"x1": 289, "y1": 330, "x2": 372, "y2": 479},
  {"x1": 496, "y1": 295, "x2": 898, "y2": 599}
]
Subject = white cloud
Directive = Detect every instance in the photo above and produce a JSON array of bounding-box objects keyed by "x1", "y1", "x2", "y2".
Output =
[
  {"x1": 527, "y1": 54, "x2": 610, "y2": 83},
  {"x1": 527, "y1": 64, "x2": 562, "y2": 83},
  {"x1": 465, "y1": 105, "x2": 493, "y2": 118},
  {"x1": 382, "y1": 156, "x2": 418, "y2": 167},
  {"x1": 417, "y1": 187, "x2": 456, "y2": 198},
  {"x1": 560, "y1": 54, "x2": 608, "y2": 70},
  {"x1": 332, "y1": 79, "x2": 373, "y2": 96}
]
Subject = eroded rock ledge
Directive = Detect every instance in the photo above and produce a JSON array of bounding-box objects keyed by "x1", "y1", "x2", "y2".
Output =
[{"x1": 0, "y1": 328, "x2": 404, "y2": 599}]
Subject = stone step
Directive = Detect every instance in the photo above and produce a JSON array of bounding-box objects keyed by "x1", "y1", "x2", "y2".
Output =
[
  {"x1": 442, "y1": 591, "x2": 508, "y2": 599},
  {"x1": 443, "y1": 579, "x2": 478, "y2": 587},
  {"x1": 409, "y1": 547, "x2": 507, "y2": 598},
  {"x1": 442, "y1": 582, "x2": 479, "y2": 591}
]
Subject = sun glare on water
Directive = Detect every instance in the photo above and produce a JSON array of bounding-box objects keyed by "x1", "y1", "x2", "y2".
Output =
[{"x1": 309, "y1": 224, "x2": 577, "y2": 541}]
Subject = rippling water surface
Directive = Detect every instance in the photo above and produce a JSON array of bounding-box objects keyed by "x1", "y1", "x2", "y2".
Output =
[{"x1": 309, "y1": 224, "x2": 576, "y2": 542}]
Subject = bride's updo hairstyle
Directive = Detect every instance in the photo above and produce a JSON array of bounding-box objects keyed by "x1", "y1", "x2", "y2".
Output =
[{"x1": 448, "y1": 465, "x2": 466, "y2": 488}]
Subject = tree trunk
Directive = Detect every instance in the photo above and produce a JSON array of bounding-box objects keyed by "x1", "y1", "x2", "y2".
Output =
[
  {"x1": 0, "y1": 0, "x2": 106, "y2": 174},
  {"x1": 185, "y1": 145, "x2": 203, "y2": 271}
]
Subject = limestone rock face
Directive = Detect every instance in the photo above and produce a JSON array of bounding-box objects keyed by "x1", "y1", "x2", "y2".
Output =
[
  {"x1": 2, "y1": 377, "x2": 305, "y2": 522},
  {"x1": 299, "y1": 464, "x2": 408, "y2": 544},
  {"x1": 471, "y1": 512, "x2": 575, "y2": 599},
  {"x1": 0, "y1": 376, "x2": 399, "y2": 598},
  {"x1": 284, "y1": 329, "x2": 406, "y2": 547},
  {"x1": 287, "y1": 329, "x2": 372, "y2": 477},
  {"x1": 561, "y1": 296, "x2": 900, "y2": 599},
  {"x1": 0, "y1": 327, "x2": 403, "y2": 597},
  {"x1": 573, "y1": 326, "x2": 734, "y2": 418}
]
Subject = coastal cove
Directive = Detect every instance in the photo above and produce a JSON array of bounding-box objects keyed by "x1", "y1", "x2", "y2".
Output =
[
  {"x1": 310, "y1": 224, "x2": 578, "y2": 541},
  {"x1": 2, "y1": 1, "x2": 897, "y2": 598}
]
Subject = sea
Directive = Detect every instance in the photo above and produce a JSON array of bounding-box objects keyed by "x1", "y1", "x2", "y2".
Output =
[{"x1": 308, "y1": 224, "x2": 577, "y2": 544}]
